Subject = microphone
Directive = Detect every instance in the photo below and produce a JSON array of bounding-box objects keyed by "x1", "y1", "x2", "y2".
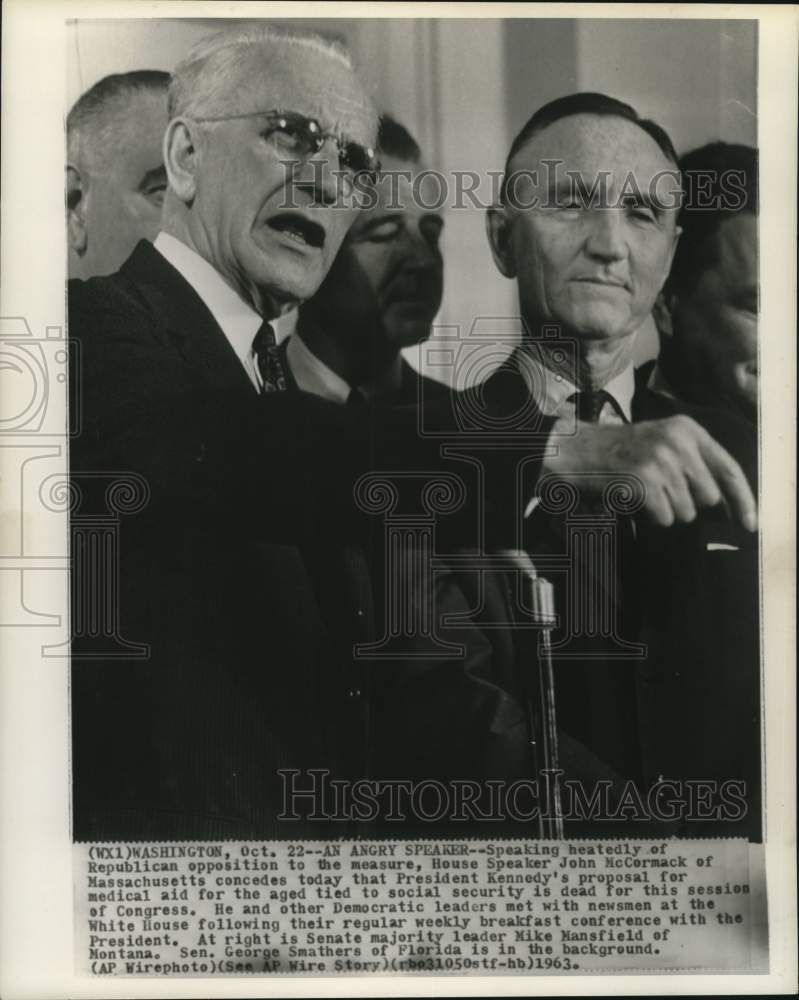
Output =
[{"x1": 497, "y1": 549, "x2": 563, "y2": 839}]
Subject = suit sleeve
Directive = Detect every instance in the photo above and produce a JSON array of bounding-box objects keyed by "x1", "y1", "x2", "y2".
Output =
[{"x1": 370, "y1": 565, "x2": 532, "y2": 784}]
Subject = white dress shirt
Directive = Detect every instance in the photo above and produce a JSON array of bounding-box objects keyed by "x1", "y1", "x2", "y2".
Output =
[
  {"x1": 514, "y1": 345, "x2": 636, "y2": 521},
  {"x1": 515, "y1": 342, "x2": 635, "y2": 425},
  {"x1": 286, "y1": 331, "x2": 403, "y2": 404},
  {"x1": 154, "y1": 232, "x2": 264, "y2": 391},
  {"x1": 646, "y1": 360, "x2": 678, "y2": 400}
]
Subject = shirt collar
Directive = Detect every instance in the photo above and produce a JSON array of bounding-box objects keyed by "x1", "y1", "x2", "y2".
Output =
[
  {"x1": 646, "y1": 360, "x2": 678, "y2": 400},
  {"x1": 515, "y1": 342, "x2": 636, "y2": 422},
  {"x1": 153, "y1": 232, "x2": 262, "y2": 372},
  {"x1": 286, "y1": 331, "x2": 404, "y2": 404},
  {"x1": 286, "y1": 332, "x2": 352, "y2": 404}
]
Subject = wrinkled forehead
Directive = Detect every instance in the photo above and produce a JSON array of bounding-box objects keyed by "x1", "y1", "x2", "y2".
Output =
[
  {"x1": 228, "y1": 45, "x2": 377, "y2": 148},
  {"x1": 509, "y1": 113, "x2": 678, "y2": 195}
]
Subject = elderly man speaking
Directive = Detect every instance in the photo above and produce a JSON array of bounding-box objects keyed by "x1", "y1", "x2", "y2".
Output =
[
  {"x1": 70, "y1": 26, "x2": 491, "y2": 841},
  {"x1": 69, "y1": 26, "x2": 388, "y2": 841}
]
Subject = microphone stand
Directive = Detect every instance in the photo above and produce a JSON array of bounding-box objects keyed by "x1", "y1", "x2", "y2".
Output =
[{"x1": 501, "y1": 551, "x2": 564, "y2": 840}]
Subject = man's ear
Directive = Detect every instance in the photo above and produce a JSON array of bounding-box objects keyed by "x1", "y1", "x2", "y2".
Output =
[
  {"x1": 164, "y1": 118, "x2": 200, "y2": 203},
  {"x1": 652, "y1": 224, "x2": 682, "y2": 338},
  {"x1": 485, "y1": 206, "x2": 517, "y2": 278},
  {"x1": 660, "y1": 224, "x2": 681, "y2": 291},
  {"x1": 652, "y1": 290, "x2": 674, "y2": 340},
  {"x1": 66, "y1": 164, "x2": 87, "y2": 256}
]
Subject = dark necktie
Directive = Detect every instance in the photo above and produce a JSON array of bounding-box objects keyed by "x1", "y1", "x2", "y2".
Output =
[
  {"x1": 347, "y1": 387, "x2": 367, "y2": 407},
  {"x1": 252, "y1": 322, "x2": 287, "y2": 394},
  {"x1": 569, "y1": 388, "x2": 614, "y2": 423}
]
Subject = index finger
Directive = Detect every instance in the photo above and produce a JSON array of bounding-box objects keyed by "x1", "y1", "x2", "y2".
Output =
[{"x1": 698, "y1": 434, "x2": 758, "y2": 531}]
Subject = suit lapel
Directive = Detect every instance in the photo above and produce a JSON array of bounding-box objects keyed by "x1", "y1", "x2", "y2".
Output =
[
  {"x1": 631, "y1": 374, "x2": 680, "y2": 422},
  {"x1": 481, "y1": 351, "x2": 548, "y2": 428},
  {"x1": 120, "y1": 240, "x2": 257, "y2": 399},
  {"x1": 399, "y1": 359, "x2": 420, "y2": 403},
  {"x1": 485, "y1": 350, "x2": 685, "y2": 423}
]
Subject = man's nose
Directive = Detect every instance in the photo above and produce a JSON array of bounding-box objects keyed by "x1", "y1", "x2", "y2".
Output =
[
  {"x1": 292, "y1": 137, "x2": 343, "y2": 207},
  {"x1": 584, "y1": 208, "x2": 628, "y2": 261},
  {"x1": 402, "y1": 226, "x2": 442, "y2": 273}
]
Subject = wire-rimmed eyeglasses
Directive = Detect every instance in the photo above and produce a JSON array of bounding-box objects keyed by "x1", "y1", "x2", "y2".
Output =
[{"x1": 192, "y1": 108, "x2": 381, "y2": 187}]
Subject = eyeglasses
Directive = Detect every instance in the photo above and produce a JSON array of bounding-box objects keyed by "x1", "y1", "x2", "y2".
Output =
[{"x1": 193, "y1": 108, "x2": 381, "y2": 187}]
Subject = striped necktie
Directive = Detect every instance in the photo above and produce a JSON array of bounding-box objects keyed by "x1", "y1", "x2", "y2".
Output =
[
  {"x1": 252, "y1": 322, "x2": 287, "y2": 394},
  {"x1": 569, "y1": 389, "x2": 614, "y2": 423}
]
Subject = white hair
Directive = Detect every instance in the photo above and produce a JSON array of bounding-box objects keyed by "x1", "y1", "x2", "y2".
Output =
[{"x1": 169, "y1": 23, "x2": 354, "y2": 120}]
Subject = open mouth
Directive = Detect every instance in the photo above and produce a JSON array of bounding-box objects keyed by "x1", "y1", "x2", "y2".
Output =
[{"x1": 267, "y1": 213, "x2": 326, "y2": 249}]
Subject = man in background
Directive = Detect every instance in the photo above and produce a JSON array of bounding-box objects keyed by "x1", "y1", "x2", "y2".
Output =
[
  {"x1": 651, "y1": 142, "x2": 758, "y2": 422},
  {"x1": 67, "y1": 70, "x2": 169, "y2": 278},
  {"x1": 291, "y1": 117, "x2": 543, "y2": 827},
  {"x1": 360, "y1": 95, "x2": 757, "y2": 829},
  {"x1": 483, "y1": 93, "x2": 760, "y2": 836},
  {"x1": 290, "y1": 114, "x2": 446, "y2": 402}
]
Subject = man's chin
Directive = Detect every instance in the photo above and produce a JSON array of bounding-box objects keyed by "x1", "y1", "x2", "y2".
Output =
[
  {"x1": 556, "y1": 304, "x2": 640, "y2": 343},
  {"x1": 250, "y1": 263, "x2": 326, "y2": 314}
]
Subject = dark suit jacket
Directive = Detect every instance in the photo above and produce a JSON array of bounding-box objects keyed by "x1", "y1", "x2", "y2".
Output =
[
  {"x1": 630, "y1": 382, "x2": 761, "y2": 838},
  {"x1": 69, "y1": 242, "x2": 554, "y2": 841},
  {"x1": 372, "y1": 353, "x2": 760, "y2": 839},
  {"x1": 484, "y1": 354, "x2": 761, "y2": 838},
  {"x1": 70, "y1": 246, "x2": 378, "y2": 841},
  {"x1": 397, "y1": 359, "x2": 453, "y2": 405},
  {"x1": 279, "y1": 330, "x2": 451, "y2": 406}
]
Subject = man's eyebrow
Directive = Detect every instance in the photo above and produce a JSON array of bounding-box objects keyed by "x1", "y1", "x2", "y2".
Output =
[
  {"x1": 138, "y1": 165, "x2": 167, "y2": 191},
  {"x1": 619, "y1": 189, "x2": 664, "y2": 214},
  {"x1": 546, "y1": 177, "x2": 608, "y2": 205},
  {"x1": 547, "y1": 178, "x2": 577, "y2": 200},
  {"x1": 544, "y1": 178, "x2": 669, "y2": 215}
]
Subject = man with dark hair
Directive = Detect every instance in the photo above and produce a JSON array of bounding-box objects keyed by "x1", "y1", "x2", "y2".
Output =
[
  {"x1": 483, "y1": 92, "x2": 761, "y2": 837},
  {"x1": 374, "y1": 113, "x2": 421, "y2": 161},
  {"x1": 288, "y1": 115, "x2": 445, "y2": 402},
  {"x1": 653, "y1": 142, "x2": 758, "y2": 421},
  {"x1": 337, "y1": 98, "x2": 759, "y2": 837},
  {"x1": 67, "y1": 70, "x2": 170, "y2": 278},
  {"x1": 502, "y1": 91, "x2": 679, "y2": 207}
]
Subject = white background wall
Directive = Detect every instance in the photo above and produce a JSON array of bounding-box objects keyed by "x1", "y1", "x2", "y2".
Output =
[{"x1": 66, "y1": 16, "x2": 757, "y2": 370}]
